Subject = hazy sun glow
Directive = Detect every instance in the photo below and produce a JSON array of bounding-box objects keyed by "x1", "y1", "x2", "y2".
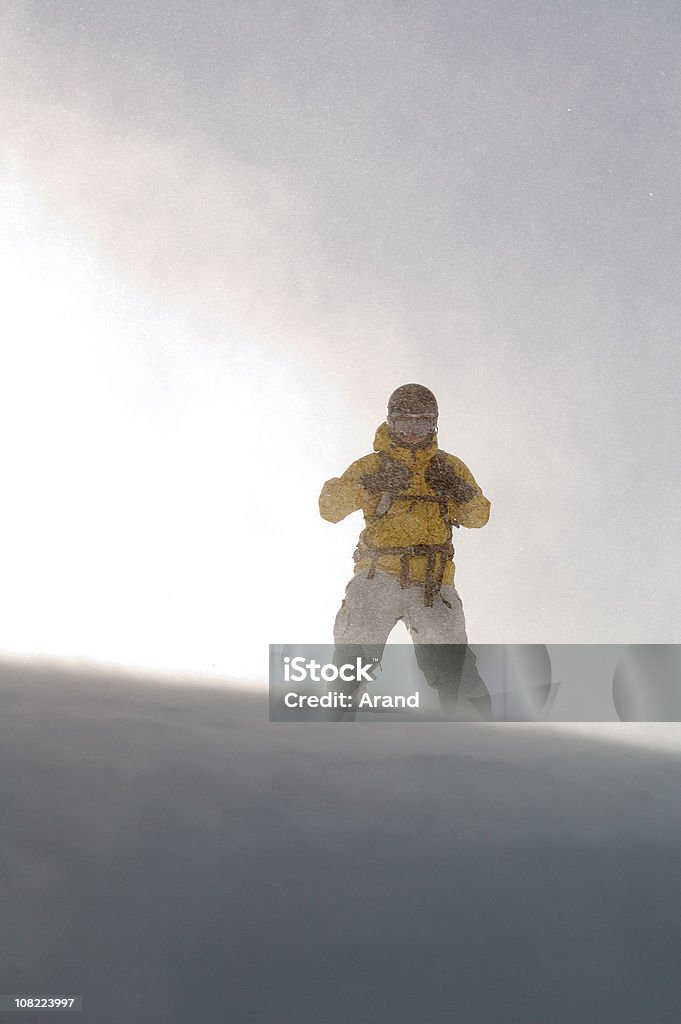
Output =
[{"x1": 1, "y1": 168, "x2": 343, "y2": 683}]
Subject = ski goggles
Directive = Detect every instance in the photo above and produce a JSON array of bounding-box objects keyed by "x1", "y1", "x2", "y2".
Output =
[{"x1": 388, "y1": 414, "x2": 437, "y2": 437}]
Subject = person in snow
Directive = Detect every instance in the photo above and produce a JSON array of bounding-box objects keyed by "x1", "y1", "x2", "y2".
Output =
[{"x1": 319, "y1": 383, "x2": 493, "y2": 720}]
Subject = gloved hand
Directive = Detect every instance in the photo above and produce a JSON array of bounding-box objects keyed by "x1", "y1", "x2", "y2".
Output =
[
  {"x1": 361, "y1": 457, "x2": 412, "y2": 495},
  {"x1": 425, "y1": 454, "x2": 478, "y2": 503}
]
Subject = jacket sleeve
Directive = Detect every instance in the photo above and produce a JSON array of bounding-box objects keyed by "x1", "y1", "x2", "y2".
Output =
[
  {"x1": 445, "y1": 455, "x2": 491, "y2": 529},
  {"x1": 319, "y1": 455, "x2": 379, "y2": 523}
]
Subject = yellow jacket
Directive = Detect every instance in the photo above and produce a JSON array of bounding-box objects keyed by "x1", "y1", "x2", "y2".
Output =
[{"x1": 319, "y1": 423, "x2": 490, "y2": 587}]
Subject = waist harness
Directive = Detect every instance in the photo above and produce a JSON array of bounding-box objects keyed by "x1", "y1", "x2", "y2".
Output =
[{"x1": 363, "y1": 536, "x2": 455, "y2": 608}]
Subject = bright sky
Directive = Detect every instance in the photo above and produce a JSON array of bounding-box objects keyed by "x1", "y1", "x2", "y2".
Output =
[
  {"x1": 1, "y1": 2, "x2": 680, "y2": 707},
  {"x1": 1, "y1": 169, "x2": 337, "y2": 681}
]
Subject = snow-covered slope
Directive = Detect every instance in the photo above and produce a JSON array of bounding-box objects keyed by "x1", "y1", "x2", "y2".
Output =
[{"x1": 1, "y1": 660, "x2": 679, "y2": 1023}]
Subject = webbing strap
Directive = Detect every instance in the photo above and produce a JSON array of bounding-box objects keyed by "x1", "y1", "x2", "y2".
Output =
[
  {"x1": 360, "y1": 540, "x2": 454, "y2": 607},
  {"x1": 371, "y1": 492, "x2": 460, "y2": 529}
]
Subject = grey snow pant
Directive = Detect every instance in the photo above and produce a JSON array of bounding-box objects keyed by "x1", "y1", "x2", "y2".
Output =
[{"x1": 331, "y1": 568, "x2": 492, "y2": 721}]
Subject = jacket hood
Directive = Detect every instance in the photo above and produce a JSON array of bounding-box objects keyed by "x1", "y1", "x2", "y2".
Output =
[{"x1": 373, "y1": 421, "x2": 439, "y2": 462}]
